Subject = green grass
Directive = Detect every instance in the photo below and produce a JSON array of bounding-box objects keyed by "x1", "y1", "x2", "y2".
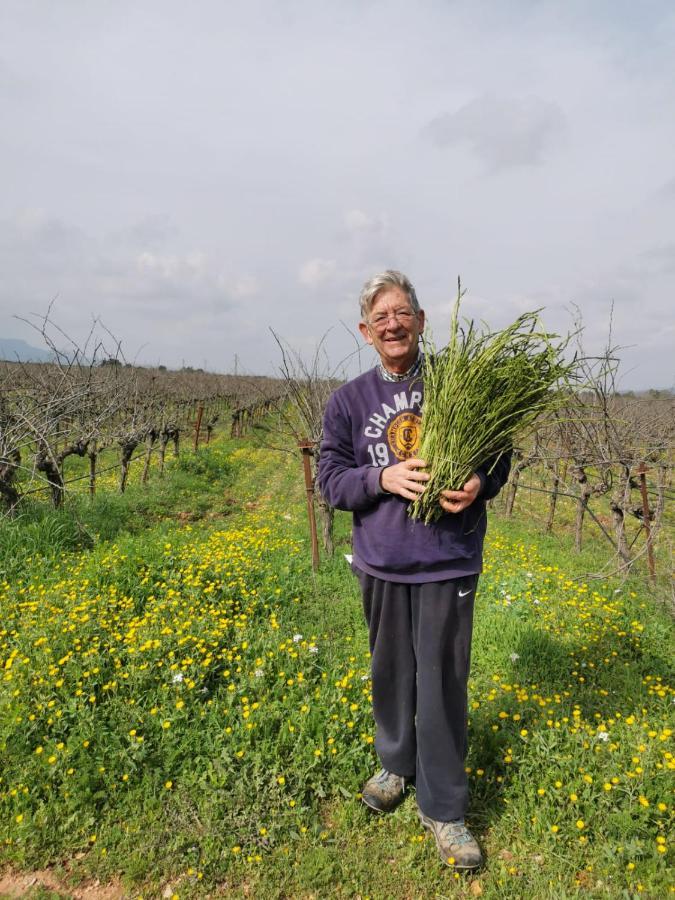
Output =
[
  {"x1": 1, "y1": 432, "x2": 672, "y2": 899},
  {"x1": 0, "y1": 445, "x2": 236, "y2": 582}
]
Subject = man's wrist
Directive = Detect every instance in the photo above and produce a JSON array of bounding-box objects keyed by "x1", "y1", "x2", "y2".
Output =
[{"x1": 365, "y1": 465, "x2": 387, "y2": 498}]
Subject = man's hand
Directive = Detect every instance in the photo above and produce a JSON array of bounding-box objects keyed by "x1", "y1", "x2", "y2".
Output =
[
  {"x1": 439, "y1": 473, "x2": 482, "y2": 514},
  {"x1": 380, "y1": 458, "x2": 429, "y2": 501}
]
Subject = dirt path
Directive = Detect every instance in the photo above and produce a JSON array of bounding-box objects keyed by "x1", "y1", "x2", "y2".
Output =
[{"x1": 0, "y1": 868, "x2": 126, "y2": 899}]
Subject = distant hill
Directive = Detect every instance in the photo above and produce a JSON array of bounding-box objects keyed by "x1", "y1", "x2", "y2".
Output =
[{"x1": 0, "y1": 338, "x2": 53, "y2": 363}]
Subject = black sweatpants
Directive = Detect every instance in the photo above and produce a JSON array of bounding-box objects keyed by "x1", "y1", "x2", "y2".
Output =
[{"x1": 356, "y1": 569, "x2": 477, "y2": 822}]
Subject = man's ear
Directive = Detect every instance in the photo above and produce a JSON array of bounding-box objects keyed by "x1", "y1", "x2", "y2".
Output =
[
  {"x1": 358, "y1": 321, "x2": 373, "y2": 345},
  {"x1": 418, "y1": 309, "x2": 425, "y2": 334}
]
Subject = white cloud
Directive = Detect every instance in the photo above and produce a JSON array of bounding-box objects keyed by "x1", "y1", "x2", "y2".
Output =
[
  {"x1": 655, "y1": 176, "x2": 675, "y2": 200},
  {"x1": 135, "y1": 250, "x2": 213, "y2": 285},
  {"x1": 344, "y1": 209, "x2": 372, "y2": 230},
  {"x1": 639, "y1": 243, "x2": 675, "y2": 274},
  {"x1": 343, "y1": 209, "x2": 388, "y2": 236},
  {"x1": 298, "y1": 257, "x2": 337, "y2": 287},
  {"x1": 231, "y1": 275, "x2": 260, "y2": 298},
  {"x1": 422, "y1": 94, "x2": 566, "y2": 170}
]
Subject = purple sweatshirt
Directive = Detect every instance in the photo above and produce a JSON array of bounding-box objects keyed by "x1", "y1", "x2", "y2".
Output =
[{"x1": 317, "y1": 366, "x2": 511, "y2": 583}]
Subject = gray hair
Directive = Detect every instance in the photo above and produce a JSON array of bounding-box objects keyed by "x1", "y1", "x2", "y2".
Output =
[{"x1": 359, "y1": 270, "x2": 421, "y2": 320}]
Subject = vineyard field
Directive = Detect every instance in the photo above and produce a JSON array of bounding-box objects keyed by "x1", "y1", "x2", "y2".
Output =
[{"x1": 1, "y1": 432, "x2": 673, "y2": 899}]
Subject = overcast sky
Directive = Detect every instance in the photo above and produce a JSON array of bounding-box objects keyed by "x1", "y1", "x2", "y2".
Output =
[{"x1": 1, "y1": 0, "x2": 674, "y2": 388}]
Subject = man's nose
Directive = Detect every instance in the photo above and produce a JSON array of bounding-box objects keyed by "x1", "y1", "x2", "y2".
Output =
[{"x1": 383, "y1": 313, "x2": 404, "y2": 327}]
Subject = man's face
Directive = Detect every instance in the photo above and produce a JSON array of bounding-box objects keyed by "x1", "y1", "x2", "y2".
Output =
[{"x1": 358, "y1": 286, "x2": 425, "y2": 374}]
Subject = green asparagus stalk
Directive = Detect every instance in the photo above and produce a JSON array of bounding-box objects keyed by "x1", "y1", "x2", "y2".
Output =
[{"x1": 409, "y1": 283, "x2": 573, "y2": 524}]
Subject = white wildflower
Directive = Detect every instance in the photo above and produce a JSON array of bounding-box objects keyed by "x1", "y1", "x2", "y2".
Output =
[
  {"x1": 510, "y1": 653, "x2": 520, "y2": 663},
  {"x1": 172, "y1": 673, "x2": 184, "y2": 684},
  {"x1": 597, "y1": 731, "x2": 609, "y2": 742},
  {"x1": 293, "y1": 633, "x2": 302, "y2": 643}
]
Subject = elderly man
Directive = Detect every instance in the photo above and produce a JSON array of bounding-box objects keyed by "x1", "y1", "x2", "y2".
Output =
[{"x1": 317, "y1": 270, "x2": 510, "y2": 870}]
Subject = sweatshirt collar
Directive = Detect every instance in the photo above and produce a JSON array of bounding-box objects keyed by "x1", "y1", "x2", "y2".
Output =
[{"x1": 378, "y1": 351, "x2": 424, "y2": 383}]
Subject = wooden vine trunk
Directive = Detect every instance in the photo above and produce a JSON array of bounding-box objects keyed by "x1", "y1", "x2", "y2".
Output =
[{"x1": 573, "y1": 464, "x2": 592, "y2": 553}]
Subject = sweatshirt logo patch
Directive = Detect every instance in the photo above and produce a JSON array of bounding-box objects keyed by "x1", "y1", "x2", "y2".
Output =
[{"x1": 387, "y1": 412, "x2": 421, "y2": 460}]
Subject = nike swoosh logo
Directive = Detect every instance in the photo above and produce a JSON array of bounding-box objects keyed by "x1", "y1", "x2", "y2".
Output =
[{"x1": 458, "y1": 588, "x2": 472, "y2": 597}]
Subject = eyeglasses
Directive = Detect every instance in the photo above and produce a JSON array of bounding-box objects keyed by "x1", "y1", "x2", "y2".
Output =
[{"x1": 367, "y1": 309, "x2": 417, "y2": 331}]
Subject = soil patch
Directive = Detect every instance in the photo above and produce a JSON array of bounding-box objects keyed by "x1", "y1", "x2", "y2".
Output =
[{"x1": 0, "y1": 868, "x2": 126, "y2": 899}]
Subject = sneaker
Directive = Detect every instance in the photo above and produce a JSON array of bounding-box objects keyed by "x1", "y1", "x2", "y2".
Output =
[
  {"x1": 418, "y1": 810, "x2": 483, "y2": 870},
  {"x1": 361, "y1": 768, "x2": 408, "y2": 813}
]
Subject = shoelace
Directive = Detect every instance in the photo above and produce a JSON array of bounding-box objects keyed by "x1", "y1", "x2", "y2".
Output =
[
  {"x1": 375, "y1": 768, "x2": 400, "y2": 784},
  {"x1": 438, "y1": 822, "x2": 473, "y2": 846}
]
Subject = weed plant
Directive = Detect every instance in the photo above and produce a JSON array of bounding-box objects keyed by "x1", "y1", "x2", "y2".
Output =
[{"x1": 410, "y1": 291, "x2": 573, "y2": 524}]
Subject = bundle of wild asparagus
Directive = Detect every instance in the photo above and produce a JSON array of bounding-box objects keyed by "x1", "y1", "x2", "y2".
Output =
[{"x1": 409, "y1": 289, "x2": 573, "y2": 524}]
